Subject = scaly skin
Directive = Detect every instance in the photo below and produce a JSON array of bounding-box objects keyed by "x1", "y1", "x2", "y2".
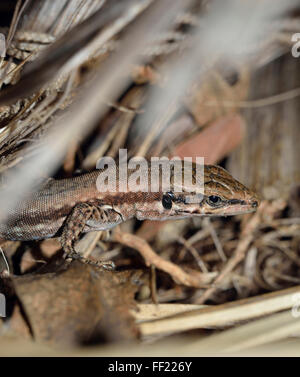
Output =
[{"x1": 0, "y1": 164, "x2": 260, "y2": 259}]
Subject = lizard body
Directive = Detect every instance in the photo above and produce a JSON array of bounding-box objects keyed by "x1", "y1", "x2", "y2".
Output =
[{"x1": 0, "y1": 164, "x2": 259, "y2": 259}]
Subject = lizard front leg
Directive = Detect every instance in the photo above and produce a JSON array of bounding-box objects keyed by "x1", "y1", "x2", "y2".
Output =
[{"x1": 61, "y1": 202, "x2": 122, "y2": 269}]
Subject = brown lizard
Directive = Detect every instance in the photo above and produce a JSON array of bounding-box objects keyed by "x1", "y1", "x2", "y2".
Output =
[{"x1": 0, "y1": 163, "x2": 259, "y2": 268}]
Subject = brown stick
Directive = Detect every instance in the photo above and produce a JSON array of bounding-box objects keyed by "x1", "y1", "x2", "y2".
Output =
[
  {"x1": 196, "y1": 202, "x2": 268, "y2": 304},
  {"x1": 112, "y1": 228, "x2": 208, "y2": 288}
]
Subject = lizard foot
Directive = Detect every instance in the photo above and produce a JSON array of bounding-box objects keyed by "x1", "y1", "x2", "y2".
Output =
[{"x1": 66, "y1": 252, "x2": 115, "y2": 271}]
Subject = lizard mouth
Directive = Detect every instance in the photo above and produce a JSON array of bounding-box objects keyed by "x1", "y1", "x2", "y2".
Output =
[
  {"x1": 175, "y1": 201, "x2": 259, "y2": 216},
  {"x1": 221, "y1": 202, "x2": 258, "y2": 216}
]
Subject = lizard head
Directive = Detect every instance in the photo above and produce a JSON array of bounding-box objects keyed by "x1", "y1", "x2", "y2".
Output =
[
  {"x1": 169, "y1": 164, "x2": 260, "y2": 218},
  {"x1": 135, "y1": 164, "x2": 260, "y2": 220}
]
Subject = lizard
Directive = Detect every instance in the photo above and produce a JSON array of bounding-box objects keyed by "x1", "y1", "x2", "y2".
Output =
[{"x1": 0, "y1": 163, "x2": 260, "y2": 267}]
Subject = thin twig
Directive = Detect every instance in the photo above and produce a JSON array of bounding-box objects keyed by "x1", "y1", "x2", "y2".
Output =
[
  {"x1": 150, "y1": 264, "x2": 158, "y2": 304},
  {"x1": 178, "y1": 236, "x2": 208, "y2": 273},
  {"x1": 0, "y1": 247, "x2": 10, "y2": 276},
  {"x1": 203, "y1": 218, "x2": 227, "y2": 262},
  {"x1": 205, "y1": 87, "x2": 300, "y2": 108},
  {"x1": 6, "y1": 0, "x2": 30, "y2": 49},
  {"x1": 196, "y1": 202, "x2": 267, "y2": 304},
  {"x1": 112, "y1": 228, "x2": 208, "y2": 288}
]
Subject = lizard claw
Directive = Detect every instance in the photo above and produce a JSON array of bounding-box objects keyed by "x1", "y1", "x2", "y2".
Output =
[{"x1": 66, "y1": 252, "x2": 116, "y2": 270}]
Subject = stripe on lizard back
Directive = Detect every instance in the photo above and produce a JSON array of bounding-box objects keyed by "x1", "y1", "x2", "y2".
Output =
[{"x1": 0, "y1": 163, "x2": 260, "y2": 241}]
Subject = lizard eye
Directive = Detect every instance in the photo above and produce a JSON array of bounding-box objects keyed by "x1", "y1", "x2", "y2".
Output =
[
  {"x1": 162, "y1": 193, "x2": 173, "y2": 209},
  {"x1": 207, "y1": 195, "x2": 222, "y2": 207}
]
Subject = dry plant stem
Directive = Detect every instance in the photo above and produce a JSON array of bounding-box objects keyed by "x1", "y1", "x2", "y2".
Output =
[
  {"x1": 63, "y1": 139, "x2": 78, "y2": 175},
  {"x1": 82, "y1": 121, "x2": 122, "y2": 169},
  {"x1": 150, "y1": 264, "x2": 158, "y2": 304},
  {"x1": 178, "y1": 236, "x2": 208, "y2": 273},
  {"x1": 0, "y1": 0, "x2": 156, "y2": 105},
  {"x1": 107, "y1": 88, "x2": 144, "y2": 157},
  {"x1": 205, "y1": 86, "x2": 300, "y2": 108},
  {"x1": 202, "y1": 218, "x2": 227, "y2": 262},
  {"x1": 177, "y1": 228, "x2": 211, "y2": 261},
  {"x1": 132, "y1": 304, "x2": 206, "y2": 322},
  {"x1": 112, "y1": 228, "x2": 206, "y2": 288},
  {"x1": 185, "y1": 310, "x2": 300, "y2": 353},
  {"x1": 139, "y1": 285, "x2": 300, "y2": 338},
  {"x1": 37, "y1": 71, "x2": 77, "y2": 125},
  {"x1": 0, "y1": 0, "x2": 29, "y2": 86},
  {"x1": 136, "y1": 100, "x2": 177, "y2": 157},
  {"x1": 8, "y1": 90, "x2": 43, "y2": 134},
  {"x1": 0, "y1": 72, "x2": 76, "y2": 163},
  {"x1": 6, "y1": 0, "x2": 29, "y2": 48},
  {"x1": 3, "y1": 50, "x2": 36, "y2": 82},
  {"x1": 83, "y1": 232, "x2": 103, "y2": 259},
  {"x1": 196, "y1": 202, "x2": 268, "y2": 304}
]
